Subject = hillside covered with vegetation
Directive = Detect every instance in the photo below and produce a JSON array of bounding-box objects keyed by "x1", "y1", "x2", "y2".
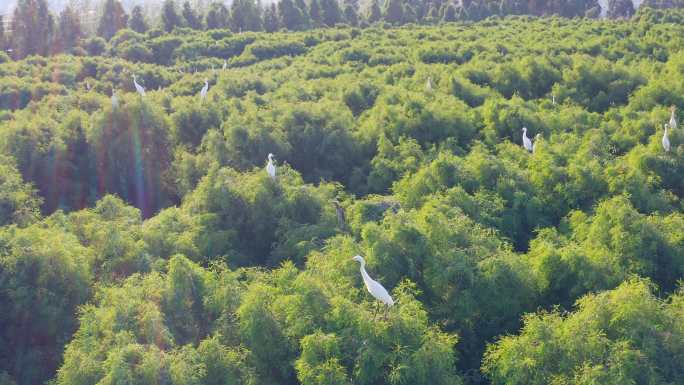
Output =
[{"x1": 1, "y1": 5, "x2": 684, "y2": 385}]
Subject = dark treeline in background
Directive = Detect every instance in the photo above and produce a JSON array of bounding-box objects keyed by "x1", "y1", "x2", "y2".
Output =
[{"x1": 3, "y1": 0, "x2": 684, "y2": 60}]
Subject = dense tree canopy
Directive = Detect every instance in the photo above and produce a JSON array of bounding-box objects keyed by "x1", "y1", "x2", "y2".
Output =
[{"x1": 1, "y1": 6, "x2": 684, "y2": 385}]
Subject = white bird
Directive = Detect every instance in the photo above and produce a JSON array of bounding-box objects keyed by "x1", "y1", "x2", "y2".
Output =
[
  {"x1": 532, "y1": 134, "x2": 541, "y2": 153},
  {"x1": 111, "y1": 89, "x2": 118, "y2": 109},
  {"x1": 670, "y1": 106, "x2": 677, "y2": 130},
  {"x1": 425, "y1": 77, "x2": 433, "y2": 92},
  {"x1": 522, "y1": 127, "x2": 533, "y2": 152},
  {"x1": 133, "y1": 75, "x2": 146, "y2": 97},
  {"x1": 266, "y1": 153, "x2": 276, "y2": 180},
  {"x1": 352, "y1": 255, "x2": 394, "y2": 312},
  {"x1": 552, "y1": 94, "x2": 556, "y2": 105},
  {"x1": 223, "y1": 60, "x2": 227, "y2": 71},
  {"x1": 662, "y1": 123, "x2": 671, "y2": 152},
  {"x1": 200, "y1": 79, "x2": 209, "y2": 101}
]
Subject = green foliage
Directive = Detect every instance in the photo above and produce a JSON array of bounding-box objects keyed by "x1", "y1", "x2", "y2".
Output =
[
  {"x1": 0, "y1": 224, "x2": 92, "y2": 385},
  {"x1": 2, "y1": 11, "x2": 684, "y2": 385},
  {"x1": 0, "y1": 156, "x2": 42, "y2": 226},
  {"x1": 483, "y1": 278, "x2": 684, "y2": 385}
]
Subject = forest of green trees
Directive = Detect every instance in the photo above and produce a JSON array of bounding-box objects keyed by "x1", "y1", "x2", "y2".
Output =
[
  {"x1": 1, "y1": 2, "x2": 684, "y2": 385},
  {"x1": 4, "y1": 0, "x2": 684, "y2": 61}
]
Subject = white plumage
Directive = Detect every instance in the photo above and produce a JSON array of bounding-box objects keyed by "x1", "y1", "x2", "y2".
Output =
[
  {"x1": 133, "y1": 75, "x2": 146, "y2": 97},
  {"x1": 352, "y1": 255, "x2": 394, "y2": 307},
  {"x1": 111, "y1": 90, "x2": 118, "y2": 109},
  {"x1": 522, "y1": 127, "x2": 533, "y2": 152},
  {"x1": 266, "y1": 153, "x2": 276, "y2": 180},
  {"x1": 200, "y1": 79, "x2": 209, "y2": 101},
  {"x1": 223, "y1": 60, "x2": 227, "y2": 71},
  {"x1": 662, "y1": 124, "x2": 671, "y2": 152},
  {"x1": 425, "y1": 77, "x2": 433, "y2": 92},
  {"x1": 670, "y1": 106, "x2": 677, "y2": 130}
]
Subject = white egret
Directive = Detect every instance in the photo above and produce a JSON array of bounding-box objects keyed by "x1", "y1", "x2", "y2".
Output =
[
  {"x1": 425, "y1": 77, "x2": 433, "y2": 92},
  {"x1": 352, "y1": 255, "x2": 394, "y2": 318},
  {"x1": 200, "y1": 79, "x2": 209, "y2": 101},
  {"x1": 522, "y1": 127, "x2": 533, "y2": 152},
  {"x1": 133, "y1": 75, "x2": 146, "y2": 97},
  {"x1": 223, "y1": 60, "x2": 227, "y2": 71},
  {"x1": 266, "y1": 153, "x2": 276, "y2": 180},
  {"x1": 552, "y1": 94, "x2": 556, "y2": 105},
  {"x1": 670, "y1": 106, "x2": 677, "y2": 130},
  {"x1": 532, "y1": 134, "x2": 541, "y2": 153},
  {"x1": 111, "y1": 89, "x2": 118, "y2": 109},
  {"x1": 662, "y1": 124, "x2": 671, "y2": 152}
]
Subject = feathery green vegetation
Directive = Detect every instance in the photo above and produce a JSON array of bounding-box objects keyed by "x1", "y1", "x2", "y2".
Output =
[{"x1": 1, "y1": 7, "x2": 684, "y2": 385}]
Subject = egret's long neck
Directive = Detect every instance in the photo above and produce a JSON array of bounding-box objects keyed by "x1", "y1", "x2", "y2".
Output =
[{"x1": 359, "y1": 263, "x2": 371, "y2": 282}]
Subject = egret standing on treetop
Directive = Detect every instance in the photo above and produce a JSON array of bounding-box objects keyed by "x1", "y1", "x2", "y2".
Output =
[
  {"x1": 133, "y1": 75, "x2": 146, "y2": 97},
  {"x1": 111, "y1": 89, "x2": 118, "y2": 109},
  {"x1": 200, "y1": 79, "x2": 209, "y2": 101},
  {"x1": 223, "y1": 60, "x2": 227, "y2": 71},
  {"x1": 266, "y1": 153, "x2": 276, "y2": 180},
  {"x1": 663, "y1": 124, "x2": 671, "y2": 152},
  {"x1": 670, "y1": 106, "x2": 678, "y2": 130},
  {"x1": 426, "y1": 77, "x2": 433, "y2": 92},
  {"x1": 522, "y1": 127, "x2": 533, "y2": 152},
  {"x1": 352, "y1": 255, "x2": 394, "y2": 317}
]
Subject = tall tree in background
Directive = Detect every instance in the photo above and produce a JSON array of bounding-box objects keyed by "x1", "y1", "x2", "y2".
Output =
[
  {"x1": 97, "y1": 0, "x2": 128, "y2": 40},
  {"x1": 11, "y1": 0, "x2": 54, "y2": 59},
  {"x1": 162, "y1": 0, "x2": 183, "y2": 32},
  {"x1": 56, "y1": 6, "x2": 82, "y2": 53},
  {"x1": 0, "y1": 16, "x2": 5, "y2": 52},
  {"x1": 182, "y1": 1, "x2": 203, "y2": 29},
  {"x1": 608, "y1": 0, "x2": 636, "y2": 17},
  {"x1": 320, "y1": 0, "x2": 342, "y2": 26},
  {"x1": 278, "y1": 0, "x2": 307, "y2": 30},
  {"x1": 229, "y1": 0, "x2": 263, "y2": 32},
  {"x1": 383, "y1": 0, "x2": 405, "y2": 24},
  {"x1": 295, "y1": 0, "x2": 311, "y2": 22},
  {"x1": 366, "y1": 0, "x2": 382, "y2": 22},
  {"x1": 129, "y1": 5, "x2": 149, "y2": 33},
  {"x1": 263, "y1": 3, "x2": 280, "y2": 31},
  {"x1": 343, "y1": 0, "x2": 359, "y2": 25},
  {"x1": 310, "y1": 0, "x2": 323, "y2": 25},
  {"x1": 206, "y1": 2, "x2": 230, "y2": 29},
  {"x1": 442, "y1": 3, "x2": 457, "y2": 21}
]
